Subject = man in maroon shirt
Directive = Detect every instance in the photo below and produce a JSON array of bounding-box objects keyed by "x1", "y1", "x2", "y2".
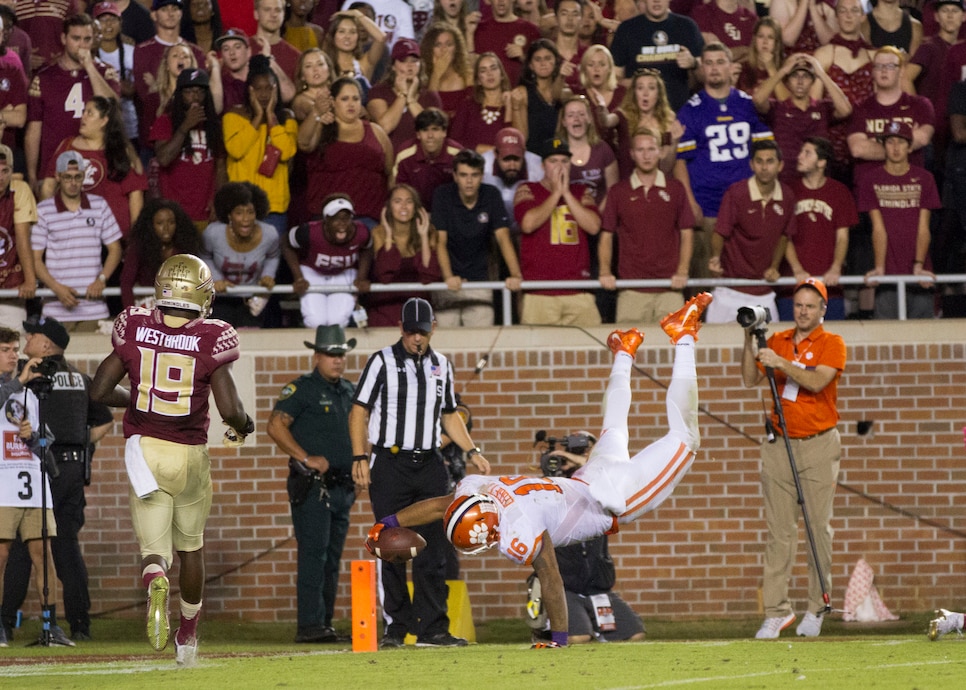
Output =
[
  {"x1": 858, "y1": 120, "x2": 941, "y2": 319},
  {"x1": 251, "y1": 0, "x2": 299, "y2": 85},
  {"x1": 706, "y1": 139, "x2": 798, "y2": 323},
  {"x1": 784, "y1": 137, "x2": 857, "y2": 320},
  {"x1": 132, "y1": 0, "x2": 205, "y2": 151},
  {"x1": 25, "y1": 13, "x2": 119, "y2": 192},
  {"x1": 216, "y1": 28, "x2": 250, "y2": 110},
  {"x1": 14, "y1": 0, "x2": 80, "y2": 72},
  {"x1": 599, "y1": 127, "x2": 694, "y2": 323},
  {"x1": 473, "y1": 0, "x2": 541, "y2": 87},
  {"x1": 514, "y1": 137, "x2": 601, "y2": 326},
  {"x1": 392, "y1": 108, "x2": 462, "y2": 211},
  {"x1": 847, "y1": 46, "x2": 935, "y2": 183},
  {"x1": 90, "y1": 254, "x2": 254, "y2": 665},
  {"x1": 753, "y1": 54, "x2": 852, "y2": 186}
]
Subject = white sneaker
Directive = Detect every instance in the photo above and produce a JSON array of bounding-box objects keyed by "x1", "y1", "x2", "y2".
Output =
[
  {"x1": 755, "y1": 612, "x2": 796, "y2": 639},
  {"x1": 175, "y1": 631, "x2": 198, "y2": 667},
  {"x1": 928, "y1": 609, "x2": 964, "y2": 641},
  {"x1": 796, "y1": 611, "x2": 823, "y2": 637}
]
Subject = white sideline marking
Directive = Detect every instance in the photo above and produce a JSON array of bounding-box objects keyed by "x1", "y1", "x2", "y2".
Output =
[{"x1": 607, "y1": 658, "x2": 962, "y2": 689}]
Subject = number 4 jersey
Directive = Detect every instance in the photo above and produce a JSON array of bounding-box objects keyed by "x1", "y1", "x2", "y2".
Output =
[
  {"x1": 0, "y1": 387, "x2": 53, "y2": 508},
  {"x1": 677, "y1": 88, "x2": 774, "y2": 218},
  {"x1": 111, "y1": 306, "x2": 240, "y2": 445},
  {"x1": 455, "y1": 474, "x2": 615, "y2": 566}
]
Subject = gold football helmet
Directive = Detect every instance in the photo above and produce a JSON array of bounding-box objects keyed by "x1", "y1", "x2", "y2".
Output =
[{"x1": 155, "y1": 254, "x2": 214, "y2": 316}]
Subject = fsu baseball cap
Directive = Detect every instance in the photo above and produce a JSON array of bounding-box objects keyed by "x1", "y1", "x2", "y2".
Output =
[
  {"x1": 92, "y1": 1, "x2": 122, "y2": 18},
  {"x1": 216, "y1": 28, "x2": 249, "y2": 49},
  {"x1": 877, "y1": 120, "x2": 913, "y2": 143},
  {"x1": 494, "y1": 127, "x2": 525, "y2": 159},
  {"x1": 152, "y1": 0, "x2": 184, "y2": 10},
  {"x1": 402, "y1": 297, "x2": 434, "y2": 332},
  {"x1": 795, "y1": 277, "x2": 828, "y2": 303},
  {"x1": 391, "y1": 38, "x2": 420, "y2": 62}
]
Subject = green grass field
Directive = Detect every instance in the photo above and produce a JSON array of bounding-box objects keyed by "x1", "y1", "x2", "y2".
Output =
[{"x1": 1, "y1": 615, "x2": 963, "y2": 689}]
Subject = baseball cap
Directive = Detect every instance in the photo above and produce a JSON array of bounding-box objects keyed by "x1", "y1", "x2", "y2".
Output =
[
  {"x1": 877, "y1": 120, "x2": 913, "y2": 143},
  {"x1": 152, "y1": 0, "x2": 184, "y2": 10},
  {"x1": 402, "y1": 297, "x2": 434, "y2": 332},
  {"x1": 177, "y1": 68, "x2": 210, "y2": 89},
  {"x1": 216, "y1": 27, "x2": 249, "y2": 50},
  {"x1": 391, "y1": 38, "x2": 420, "y2": 62},
  {"x1": 933, "y1": 0, "x2": 965, "y2": 9},
  {"x1": 91, "y1": 1, "x2": 122, "y2": 18},
  {"x1": 23, "y1": 315, "x2": 70, "y2": 350},
  {"x1": 795, "y1": 277, "x2": 828, "y2": 303},
  {"x1": 322, "y1": 197, "x2": 354, "y2": 218},
  {"x1": 494, "y1": 127, "x2": 525, "y2": 159},
  {"x1": 0, "y1": 144, "x2": 14, "y2": 165},
  {"x1": 788, "y1": 62, "x2": 815, "y2": 78},
  {"x1": 539, "y1": 137, "x2": 572, "y2": 160},
  {"x1": 56, "y1": 150, "x2": 88, "y2": 173}
]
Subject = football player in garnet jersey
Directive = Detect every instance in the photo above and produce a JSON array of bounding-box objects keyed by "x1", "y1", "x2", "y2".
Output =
[
  {"x1": 91, "y1": 254, "x2": 254, "y2": 665},
  {"x1": 367, "y1": 292, "x2": 713, "y2": 648}
]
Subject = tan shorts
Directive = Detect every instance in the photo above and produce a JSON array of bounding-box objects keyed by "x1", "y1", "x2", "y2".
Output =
[
  {"x1": 129, "y1": 437, "x2": 212, "y2": 564},
  {"x1": 0, "y1": 506, "x2": 57, "y2": 541},
  {"x1": 615, "y1": 290, "x2": 684, "y2": 324},
  {"x1": 521, "y1": 293, "x2": 602, "y2": 327}
]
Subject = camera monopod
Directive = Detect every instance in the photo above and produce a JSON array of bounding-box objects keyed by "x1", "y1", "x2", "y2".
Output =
[{"x1": 747, "y1": 324, "x2": 835, "y2": 616}]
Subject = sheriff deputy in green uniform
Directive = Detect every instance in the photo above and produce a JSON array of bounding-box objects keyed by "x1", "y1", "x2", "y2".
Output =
[{"x1": 267, "y1": 325, "x2": 357, "y2": 644}]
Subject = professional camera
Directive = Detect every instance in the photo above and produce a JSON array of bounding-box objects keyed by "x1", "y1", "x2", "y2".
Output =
[
  {"x1": 736, "y1": 305, "x2": 771, "y2": 331},
  {"x1": 31, "y1": 357, "x2": 59, "y2": 379},
  {"x1": 534, "y1": 430, "x2": 595, "y2": 477}
]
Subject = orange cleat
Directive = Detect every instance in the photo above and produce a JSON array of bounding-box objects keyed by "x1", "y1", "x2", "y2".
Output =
[
  {"x1": 607, "y1": 328, "x2": 644, "y2": 357},
  {"x1": 660, "y1": 292, "x2": 713, "y2": 343}
]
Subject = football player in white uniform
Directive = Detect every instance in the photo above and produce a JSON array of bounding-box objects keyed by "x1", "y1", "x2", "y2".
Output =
[{"x1": 367, "y1": 291, "x2": 713, "y2": 647}]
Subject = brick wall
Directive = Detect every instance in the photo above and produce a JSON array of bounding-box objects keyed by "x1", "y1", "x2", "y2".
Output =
[{"x1": 36, "y1": 321, "x2": 966, "y2": 625}]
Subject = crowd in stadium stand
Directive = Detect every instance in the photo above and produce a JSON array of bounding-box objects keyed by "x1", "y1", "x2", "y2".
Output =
[{"x1": 3, "y1": 0, "x2": 965, "y2": 332}]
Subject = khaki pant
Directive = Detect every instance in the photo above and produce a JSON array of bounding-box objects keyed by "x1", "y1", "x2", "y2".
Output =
[
  {"x1": 521, "y1": 293, "x2": 601, "y2": 327},
  {"x1": 129, "y1": 437, "x2": 212, "y2": 564},
  {"x1": 615, "y1": 290, "x2": 684, "y2": 324},
  {"x1": 760, "y1": 428, "x2": 841, "y2": 617},
  {"x1": 432, "y1": 288, "x2": 494, "y2": 327}
]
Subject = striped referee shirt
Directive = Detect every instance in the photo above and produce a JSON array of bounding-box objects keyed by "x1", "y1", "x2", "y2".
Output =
[{"x1": 353, "y1": 341, "x2": 457, "y2": 452}]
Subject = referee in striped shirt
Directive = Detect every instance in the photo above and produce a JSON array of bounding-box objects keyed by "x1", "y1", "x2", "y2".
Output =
[{"x1": 350, "y1": 297, "x2": 490, "y2": 648}]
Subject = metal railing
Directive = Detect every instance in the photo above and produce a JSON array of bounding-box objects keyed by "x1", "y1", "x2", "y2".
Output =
[{"x1": 6, "y1": 274, "x2": 964, "y2": 323}]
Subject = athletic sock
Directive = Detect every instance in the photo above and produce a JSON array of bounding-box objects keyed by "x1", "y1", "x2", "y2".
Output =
[
  {"x1": 142, "y1": 563, "x2": 166, "y2": 589},
  {"x1": 177, "y1": 600, "x2": 203, "y2": 643}
]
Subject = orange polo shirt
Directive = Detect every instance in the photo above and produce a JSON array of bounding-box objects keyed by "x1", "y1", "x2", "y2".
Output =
[{"x1": 761, "y1": 325, "x2": 846, "y2": 438}]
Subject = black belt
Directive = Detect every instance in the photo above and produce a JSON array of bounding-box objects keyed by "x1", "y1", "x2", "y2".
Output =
[
  {"x1": 52, "y1": 447, "x2": 86, "y2": 463},
  {"x1": 375, "y1": 446, "x2": 437, "y2": 463}
]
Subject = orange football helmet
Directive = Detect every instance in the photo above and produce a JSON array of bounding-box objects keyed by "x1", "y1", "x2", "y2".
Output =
[{"x1": 444, "y1": 494, "x2": 499, "y2": 555}]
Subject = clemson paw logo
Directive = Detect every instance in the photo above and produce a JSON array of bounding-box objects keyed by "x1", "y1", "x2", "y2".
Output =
[{"x1": 468, "y1": 523, "x2": 490, "y2": 545}]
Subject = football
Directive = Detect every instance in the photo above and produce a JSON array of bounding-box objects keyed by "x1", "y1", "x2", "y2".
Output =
[{"x1": 368, "y1": 527, "x2": 426, "y2": 563}]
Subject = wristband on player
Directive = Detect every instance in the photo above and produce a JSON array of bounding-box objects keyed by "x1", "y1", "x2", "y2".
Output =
[{"x1": 381, "y1": 514, "x2": 400, "y2": 528}]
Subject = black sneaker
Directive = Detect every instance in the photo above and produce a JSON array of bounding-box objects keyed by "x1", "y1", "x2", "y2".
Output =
[
  {"x1": 72, "y1": 629, "x2": 93, "y2": 642},
  {"x1": 48, "y1": 625, "x2": 76, "y2": 647},
  {"x1": 379, "y1": 634, "x2": 406, "y2": 649},
  {"x1": 295, "y1": 626, "x2": 336, "y2": 643},
  {"x1": 415, "y1": 632, "x2": 468, "y2": 647}
]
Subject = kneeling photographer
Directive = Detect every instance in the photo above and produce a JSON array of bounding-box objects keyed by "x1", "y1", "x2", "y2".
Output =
[
  {"x1": 1, "y1": 316, "x2": 114, "y2": 643},
  {"x1": 526, "y1": 431, "x2": 646, "y2": 644}
]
